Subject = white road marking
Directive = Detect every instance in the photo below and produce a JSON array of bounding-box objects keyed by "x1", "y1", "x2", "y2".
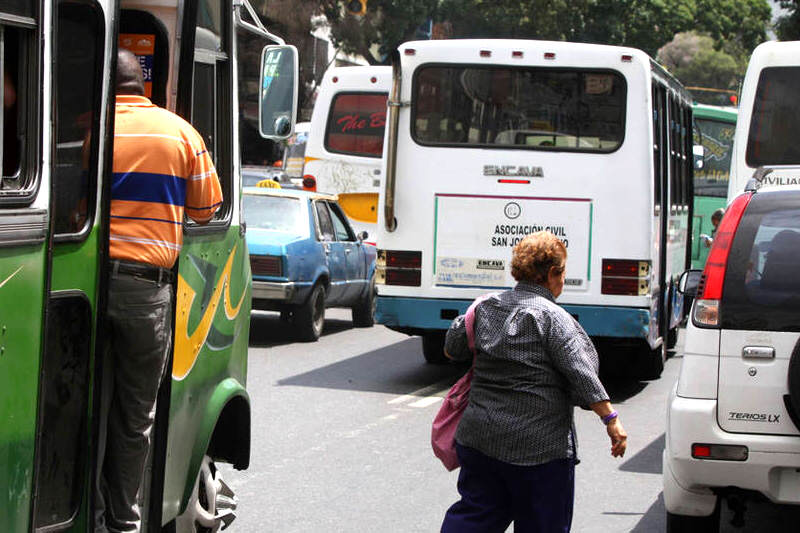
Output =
[
  {"x1": 386, "y1": 377, "x2": 453, "y2": 405},
  {"x1": 408, "y1": 396, "x2": 444, "y2": 408}
]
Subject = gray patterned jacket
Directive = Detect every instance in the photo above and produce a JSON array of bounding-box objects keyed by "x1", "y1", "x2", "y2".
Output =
[{"x1": 446, "y1": 281, "x2": 608, "y2": 466}]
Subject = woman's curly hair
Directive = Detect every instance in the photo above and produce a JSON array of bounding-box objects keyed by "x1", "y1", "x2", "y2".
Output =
[{"x1": 510, "y1": 231, "x2": 567, "y2": 284}]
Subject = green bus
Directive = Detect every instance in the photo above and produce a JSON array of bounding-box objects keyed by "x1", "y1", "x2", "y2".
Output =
[
  {"x1": 0, "y1": 0, "x2": 297, "y2": 530},
  {"x1": 691, "y1": 104, "x2": 737, "y2": 268}
]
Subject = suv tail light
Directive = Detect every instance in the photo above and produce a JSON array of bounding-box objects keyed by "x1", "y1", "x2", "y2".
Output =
[
  {"x1": 376, "y1": 250, "x2": 422, "y2": 286},
  {"x1": 302, "y1": 175, "x2": 317, "y2": 191},
  {"x1": 250, "y1": 254, "x2": 283, "y2": 277},
  {"x1": 692, "y1": 192, "x2": 752, "y2": 327},
  {"x1": 601, "y1": 259, "x2": 650, "y2": 295},
  {"x1": 692, "y1": 443, "x2": 748, "y2": 461}
]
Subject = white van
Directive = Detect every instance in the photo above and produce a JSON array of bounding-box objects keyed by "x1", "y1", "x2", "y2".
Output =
[
  {"x1": 303, "y1": 66, "x2": 391, "y2": 240},
  {"x1": 728, "y1": 40, "x2": 800, "y2": 200}
]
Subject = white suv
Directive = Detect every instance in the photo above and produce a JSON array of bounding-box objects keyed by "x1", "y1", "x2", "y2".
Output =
[{"x1": 664, "y1": 184, "x2": 800, "y2": 531}]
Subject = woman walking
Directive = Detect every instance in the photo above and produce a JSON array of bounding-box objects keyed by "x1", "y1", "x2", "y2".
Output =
[{"x1": 441, "y1": 231, "x2": 627, "y2": 532}]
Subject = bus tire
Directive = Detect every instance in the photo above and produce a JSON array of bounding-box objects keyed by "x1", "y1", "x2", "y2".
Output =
[
  {"x1": 422, "y1": 332, "x2": 448, "y2": 365},
  {"x1": 172, "y1": 455, "x2": 237, "y2": 532},
  {"x1": 638, "y1": 341, "x2": 665, "y2": 380},
  {"x1": 352, "y1": 275, "x2": 376, "y2": 328},
  {"x1": 667, "y1": 327, "x2": 678, "y2": 351},
  {"x1": 295, "y1": 283, "x2": 325, "y2": 341}
]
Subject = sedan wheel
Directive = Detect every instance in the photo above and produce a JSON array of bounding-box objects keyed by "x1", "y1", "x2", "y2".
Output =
[
  {"x1": 295, "y1": 283, "x2": 326, "y2": 341},
  {"x1": 174, "y1": 456, "x2": 237, "y2": 533}
]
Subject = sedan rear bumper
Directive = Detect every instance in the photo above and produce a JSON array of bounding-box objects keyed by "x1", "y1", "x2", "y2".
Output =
[{"x1": 252, "y1": 280, "x2": 296, "y2": 301}]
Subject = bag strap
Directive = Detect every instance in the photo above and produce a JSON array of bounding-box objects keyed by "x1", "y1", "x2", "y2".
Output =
[{"x1": 465, "y1": 294, "x2": 492, "y2": 355}]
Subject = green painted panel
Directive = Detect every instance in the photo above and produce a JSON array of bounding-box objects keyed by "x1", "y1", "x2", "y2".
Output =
[
  {"x1": 162, "y1": 225, "x2": 252, "y2": 521},
  {"x1": 0, "y1": 244, "x2": 48, "y2": 531},
  {"x1": 691, "y1": 196, "x2": 727, "y2": 269}
]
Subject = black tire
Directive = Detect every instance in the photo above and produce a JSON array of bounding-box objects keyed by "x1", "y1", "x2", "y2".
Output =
[
  {"x1": 421, "y1": 332, "x2": 448, "y2": 365},
  {"x1": 667, "y1": 327, "x2": 678, "y2": 350},
  {"x1": 352, "y1": 276, "x2": 376, "y2": 328},
  {"x1": 295, "y1": 284, "x2": 326, "y2": 341},
  {"x1": 666, "y1": 502, "x2": 720, "y2": 533},
  {"x1": 787, "y1": 338, "x2": 800, "y2": 421},
  {"x1": 638, "y1": 340, "x2": 665, "y2": 380}
]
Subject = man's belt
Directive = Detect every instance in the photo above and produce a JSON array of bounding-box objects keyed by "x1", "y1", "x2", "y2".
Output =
[{"x1": 111, "y1": 260, "x2": 175, "y2": 284}]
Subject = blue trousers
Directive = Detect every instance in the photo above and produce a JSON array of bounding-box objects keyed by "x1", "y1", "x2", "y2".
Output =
[{"x1": 441, "y1": 443, "x2": 575, "y2": 533}]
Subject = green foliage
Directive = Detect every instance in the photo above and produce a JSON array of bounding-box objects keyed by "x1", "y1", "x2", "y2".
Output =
[
  {"x1": 437, "y1": 0, "x2": 770, "y2": 58},
  {"x1": 657, "y1": 31, "x2": 744, "y2": 103},
  {"x1": 776, "y1": 0, "x2": 800, "y2": 40},
  {"x1": 323, "y1": 0, "x2": 439, "y2": 64}
]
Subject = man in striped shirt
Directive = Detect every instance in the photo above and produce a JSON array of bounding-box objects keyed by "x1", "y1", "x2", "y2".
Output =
[{"x1": 95, "y1": 49, "x2": 222, "y2": 533}]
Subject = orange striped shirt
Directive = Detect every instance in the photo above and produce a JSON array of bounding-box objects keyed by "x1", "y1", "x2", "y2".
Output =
[{"x1": 111, "y1": 95, "x2": 222, "y2": 268}]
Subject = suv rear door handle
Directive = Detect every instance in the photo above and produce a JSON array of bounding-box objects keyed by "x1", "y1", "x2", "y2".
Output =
[{"x1": 742, "y1": 346, "x2": 775, "y2": 359}]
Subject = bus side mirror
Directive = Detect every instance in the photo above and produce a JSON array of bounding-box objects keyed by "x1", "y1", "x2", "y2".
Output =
[
  {"x1": 693, "y1": 144, "x2": 705, "y2": 170},
  {"x1": 259, "y1": 44, "x2": 298, "y2": 140},
  {"x1": 678, "y1": 269, "x2": 703, "y2": 299}
]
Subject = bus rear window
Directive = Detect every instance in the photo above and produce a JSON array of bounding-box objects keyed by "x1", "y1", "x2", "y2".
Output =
[
  {"x1": 324, "y1": 92, "x2": 388, "y2": 158},
  {"x1": 746, "y1": 67, "x2": 800, "y2": 166},
  {"x1": 412, "y1": 66, "x2": 626, "y2": 152},
  {"x1": 694, "y1": 118, "x2": 735, "y2": 198}
]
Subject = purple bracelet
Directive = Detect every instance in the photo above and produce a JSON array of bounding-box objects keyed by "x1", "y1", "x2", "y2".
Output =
[{"x1": 602, "y1": 411, "x2": 618, "y2": 425}]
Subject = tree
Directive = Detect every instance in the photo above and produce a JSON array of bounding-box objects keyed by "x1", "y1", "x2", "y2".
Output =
[
  {"x1": 436, "y1": 0, "x2": 771, "y2": 58},
  {"x1": 776, "y1": 0, "x2": 800, "y2": 40},
  {"x1": 657, "y1": 32, "x2": 742, "y2": 97},
  {"x1": 322, "y1": 0, "x2": 439, "y2": 64}
]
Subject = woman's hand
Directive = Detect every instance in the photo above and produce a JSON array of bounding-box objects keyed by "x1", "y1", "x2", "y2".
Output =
[{"x1": 607, "y1": 418, "x2": 627, "y2": 458}]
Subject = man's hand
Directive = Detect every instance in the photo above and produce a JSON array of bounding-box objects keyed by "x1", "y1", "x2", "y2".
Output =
[{"x1": 607, "y1": 418, "x2": 627, "y2": 458}]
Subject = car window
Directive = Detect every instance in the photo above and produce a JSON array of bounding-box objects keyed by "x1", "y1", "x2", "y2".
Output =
[
  {"x1": 328, "y1": 202, "x2": 354, "y2": 241},
  {"x1": 324, "y1": 92, "x2": 387, "y2": 157},
  {"x1": 314, "y1": 201, "x2": 335, "y2": 241},
  {"x1": 242, "y1": 194, "x2": 305, "y2": 234},
  {"x1": 721, "y1": 191, "x2": 800, "y2": 331}
]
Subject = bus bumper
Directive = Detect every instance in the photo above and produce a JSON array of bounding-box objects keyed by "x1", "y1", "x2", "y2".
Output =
[{"x1": 376, "y1": 296, "x2": 650, "y2": 338}]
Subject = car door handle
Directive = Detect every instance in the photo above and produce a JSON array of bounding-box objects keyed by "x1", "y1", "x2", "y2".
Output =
[
  {"x1": 742, "y1": 346, "x2": 775, "y2": 359},
  {"x1": 345, "y1": 248, "x2": 351, "y2": 254}
]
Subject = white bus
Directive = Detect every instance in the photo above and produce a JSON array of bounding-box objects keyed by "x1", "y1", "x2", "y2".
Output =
[
  {"x1": 303, "y1": 65, "x2": 391, "y2": 240},
  {"x1": 728, "y1": 40, "x2": 800, "y2": 199},
  {"x1": 375, "y1": 40, "x2": 693, "y2": 378}
]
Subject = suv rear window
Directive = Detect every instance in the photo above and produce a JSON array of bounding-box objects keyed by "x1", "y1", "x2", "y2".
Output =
[
  {"x1": 324, "y1": 92, "x2": 388, "y2": 157},
  {"x1": 721, "y1": 191, "x2": 800, "y2": 331},
  {"x1": 412, "y1": 66, "x2": 626, "y2": 151},
  {"x1": 746, "y1": 66, "x2": 800, "y2": 166}
]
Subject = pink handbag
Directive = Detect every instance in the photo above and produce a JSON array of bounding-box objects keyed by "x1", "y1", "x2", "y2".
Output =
[{"x1": 431, "y1": 296, "x2": 488, "y2": 471}]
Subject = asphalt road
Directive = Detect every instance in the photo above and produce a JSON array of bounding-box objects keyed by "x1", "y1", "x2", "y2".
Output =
[{"x1": 221, "y1": 309, "x2": 800, "y2": 532}]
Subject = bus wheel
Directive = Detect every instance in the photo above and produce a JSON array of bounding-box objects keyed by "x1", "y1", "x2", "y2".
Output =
[
  {"x1": 422, "y1": 332, "x2": 448, "y2": 365},
  {"x1": 174, "y1": 455, "x2": 237, "y2": 532},
  {"x1": 638, "y1": 341, "x2": 665, "y2": 380},
  {"x1": 352, "y1": 275, "x2": 376, "y2": 327},
  {"x1": 295, "y1": 283, "x2": 326, "y2": 341}
]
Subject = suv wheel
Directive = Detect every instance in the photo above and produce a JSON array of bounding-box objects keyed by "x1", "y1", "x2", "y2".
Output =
[
  {"x1": 787, "y1": 338, "x2": 800, "y2": 425},
  {"x1": 421, "y1": 332, "x2": 448, "y2": 365},
  {"x1": 666, "y1": 503, "x2": 720, "y2": 533}
]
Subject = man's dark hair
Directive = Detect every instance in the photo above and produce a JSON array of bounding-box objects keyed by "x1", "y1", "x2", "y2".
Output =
[{"x1": 116, "y1": 48, "x2": 145, "y2": 96}]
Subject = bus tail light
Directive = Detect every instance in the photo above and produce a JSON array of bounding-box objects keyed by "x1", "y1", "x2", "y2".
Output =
[
  {"x1": 376, "y1": 250, "x2": 422, "y2": 286},
  {"x1": 250, "y1": 254, "x2": 282, "y2": 277},
  {"x1": 692, "y1": 192, "x2": 752, "y2": 328},
  {"x1": 302, "y1": 175, "x2": 317, "y2": 191},
  {"x1": 601, "y1": 259, "x2": 650, "y2": 296}
]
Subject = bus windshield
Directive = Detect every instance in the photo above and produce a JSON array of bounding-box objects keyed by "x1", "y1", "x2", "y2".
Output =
[
  {"x1": 694, "y1": 117, "x2": 735, "y2": 197},
  {"x1": 412, "y1": 66, "x2": 626, "y2": 152},
  {"x1": 746, "y1": 66, "x2": 800, "y2": 166}
]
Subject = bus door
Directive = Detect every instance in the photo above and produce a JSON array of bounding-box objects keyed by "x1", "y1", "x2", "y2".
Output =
[
  {"x1": 0, "y1": 0, "x2": 114, "y2": 530},
  {"x1": 651, "y1": 81, "x2": 669, "y2": 348}
]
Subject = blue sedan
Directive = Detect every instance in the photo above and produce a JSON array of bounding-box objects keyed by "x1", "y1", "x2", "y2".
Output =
[{"x1": 243, "y1": 187, "x2": 377, "y2": 341}]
